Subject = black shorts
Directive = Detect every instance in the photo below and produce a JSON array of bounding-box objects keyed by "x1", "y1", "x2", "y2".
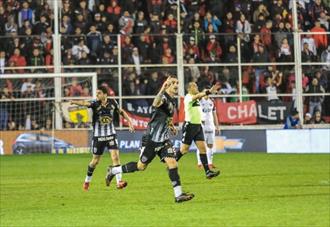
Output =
[
  {"x1": 91, "y1": 134, "x2": 118, "y2": 155},
  {"x1": 139, "y1": 134, "x2": 176, "y2": 164},
  {"x1": 181, "y1": 122, "x2": 204, "y2": 145}
]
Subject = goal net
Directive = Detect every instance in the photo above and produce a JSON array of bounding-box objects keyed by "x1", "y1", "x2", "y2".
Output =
[{"x1": 0, "y1": 72, "x2": 97, "y2": 155}]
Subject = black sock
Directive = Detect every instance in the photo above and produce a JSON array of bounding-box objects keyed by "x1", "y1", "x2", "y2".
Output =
[
  {"x1": 199, "y1": 154, "x2": 210, "y2": 173},
  {"x1": 168, "y1": 167, "x2": 181, "y2": 187},
  {"x1": 122, "y1": 162, "x2": 138, "y2": 173},
  {"x1": 176, "y1": 150, "x2": 184, "y2": 161},
  {"x1": 87, "y1": 165, "x2": 95, "y2": 176}
]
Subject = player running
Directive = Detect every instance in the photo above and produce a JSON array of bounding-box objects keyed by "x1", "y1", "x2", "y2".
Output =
[
  {"x1": 196, "y1": 94, "x2": 220, "y2": 169},
  {"x1": 105, "y1": 76, "x2": 194, "y2": 203},
  {"x1": 71, "y1": 86, "x2": 134, "y2": 191},
  {"x1": 175, "y1": 82, "x2": 220, "y2": 179}
]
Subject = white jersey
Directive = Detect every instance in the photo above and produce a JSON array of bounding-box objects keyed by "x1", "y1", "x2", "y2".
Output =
[{"x1": 200, "y1": 97, "x2": 216, "y2": 129}]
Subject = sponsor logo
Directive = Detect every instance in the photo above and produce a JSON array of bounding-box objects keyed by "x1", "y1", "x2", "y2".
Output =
[{"x1": 97, "y1": 136, "x2": 114, "y2": 142}]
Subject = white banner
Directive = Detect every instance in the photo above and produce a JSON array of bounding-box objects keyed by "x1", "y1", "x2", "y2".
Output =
[{"x1": 267, "y1": 129, "x2": 330, "y2": 153}]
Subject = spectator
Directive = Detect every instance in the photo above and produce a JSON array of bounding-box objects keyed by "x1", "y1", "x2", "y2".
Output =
[
  {"x1": 136, "y1": 35, "x2": 151, "y2": 63},
  {"x1": 87, "y1": 24, "x2": 102, "y2": 56},
  {"x1": 203, "y1": 34, "x2": 222, "y2": 63},
  {"x1": 278, "y1": 38, "x2": 293, "y2": 62},
  {"x1": 163, "y1": 13, "x2": 177, "y2": 33},
  {"x1": 0, "y1": 87, "x2": 14, "y2": 130},
  {"x1": 5, "y1": 15, "x2": 18, "y2": 34},
  {"x1": 304, "y1": 112, "x2": 312, "y2": 124},
  {"x1": 69, "y1": 78, "x2": 83, "y2": 97},
  {"x1": 190, "y1": 21, "x2": 204, "y2": 48},
  {"x1": 252, "y1": 45, "x2": 269, "y2": 93},
  {"x1": 305, "y1": 77, "x2": 325, "y2": 114},
  {"x1": 301, "y1": 34, "x2": 317, "y2": 55},
  {"x1": 9, "y1": 48, "x2": 27, "y2": 73},
  {"x1": 18, "y1": 1, "x2": 35, "y2": 28},
  {"x1": 184, "y1": 36, "x2": 200, "y2": 61},
  {"x1": 260, "y1": 20, "x2": 273, "y2": 51},
  {"x1": 265, "y1": 73, "x2": 282, "y2": 102},
  {"x1": 128, "y1": 47, "x2": 143, "y2": 76},
  {"x1": 134, "y1": 11, "x2": 148, "y2": 34},
  {"x1": 107, "y1": 0, "x2": 122, "y2": 25},
  {"x1": 284, "y1": 109, "x2": 302, "y2": 129},
  {"x1": 119, "y1": 11, "x2": 134, "y2": 35},
  {"x1": 253, "y1": 4, "x2": 270, "y2": 24},
  {"x1": 225, "y1": 45, "x2": 238, "y2": 63},
  {"x1": 302, "y1": 42, "x2": 316, "y2": 62},
  {"x1": 60, "y1": 15, "x2": 73, "y2": 35},
  {"x1": 274, "y1": 21, "x2": 287, "y2": 48},
  {"x1": 72, "y1": 38, "x2": 90, "y2": 60},
  {"x1": 320, "y1": 46, "x2": 330, "y2": 71},
  {"x1": 29, "y1": 48, "x2": 44, "y2": 72},
  {"x1": 146, "y1": 71, "x2": 161, "y2": 95},
  {"x1": 312, "y1": 110, "x2": 325, "y2": 124},
  {"x1": 310, "y1": 20, "x2": 328, "y2": 52},
  {"x1": 0, "y1": 50, "x2": 5, "y2": 74},
  {"x1": 162, "y1": 48, "x2": 175, "y2": 64},
  {"x1": 33, "y1": 14, "x2": 49, "y2": 35}
]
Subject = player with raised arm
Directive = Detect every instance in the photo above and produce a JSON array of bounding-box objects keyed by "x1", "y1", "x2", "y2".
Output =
[
  {"x1": 105, "y1": 76, "x2": 194, "y2": 203},
  {"x1": 175, "y1": 82, "x2": 220, "y2": 179},
  {"x1": 71, "y1": 86, "x2": 134, "y2": 191},
  {"x1": 196, "y1": 93, "x2": 220, "y2": 169}
]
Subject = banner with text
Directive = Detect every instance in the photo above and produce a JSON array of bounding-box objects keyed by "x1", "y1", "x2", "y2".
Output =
[{"x1": 214, "y1": 100, "x2": 291, "y2": 124}]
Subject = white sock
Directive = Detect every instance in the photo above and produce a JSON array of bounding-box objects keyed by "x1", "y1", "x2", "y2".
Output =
[
  {"x1": 206, "y1": 147, "x2": 213, "y2": 165},
  {"x1": 174, "y1": 185, "x2": 182, "y2": 198},
  {"x1": 85, "y1": 175, "x2": 92, "y2": 183},
  {"x1": 111, "y1": 166, "x2": 123, "y2": 174},
  {"x1": 116, "y1": 173, "x2": 122, "y2": 183},
  {"x1": 196, "y1": 149, "x2": 201, "y2": 165}
]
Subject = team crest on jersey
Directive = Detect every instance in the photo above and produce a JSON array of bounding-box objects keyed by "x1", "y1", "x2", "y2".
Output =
[{"x1": 99, "y1": 116, "x2": 112, "y2": 125}]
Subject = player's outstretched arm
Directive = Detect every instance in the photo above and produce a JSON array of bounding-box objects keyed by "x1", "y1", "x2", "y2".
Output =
[
  {"x1": 70, "y1": 100, "x2": 91, "y2": 107},
  {"x1": 152, "y1": 76, "x2": 172, "y2": 107},
  {"x1": 119, "y1": 108, "x2": 135, "y2": 132},
  {"x1": 191, "y1": 83, "x2": 220, "y2": 101}
]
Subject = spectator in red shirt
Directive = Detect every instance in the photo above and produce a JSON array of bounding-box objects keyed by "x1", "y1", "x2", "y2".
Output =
[
  {"x1": 8, "y1": 48, "x2": 26, "y2": 73},
  {"x1": 163, "y1": 13, "x2": 177, "y2": 33},
  {"x1": 310, "y1": 20, "x2": 328, "y2": 51},
  {"x1": 260, "y1": 20, "x2": 273, "y2": 51},
  {"x1": 69, "y1": 78, "x2": 83, "y2": 97},
  {"x1": 204, "y1": 34, "x2": 222, "y2": 63}
]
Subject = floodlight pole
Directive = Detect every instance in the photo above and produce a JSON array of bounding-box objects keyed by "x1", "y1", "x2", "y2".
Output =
[{"x1": 53, "y1": 0, "x2": 62, "y2": 129}]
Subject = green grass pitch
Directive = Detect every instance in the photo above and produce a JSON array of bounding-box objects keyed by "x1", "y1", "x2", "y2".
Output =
[{"x1": 1, "y1": 153, "x2": 329, "y2": 227}]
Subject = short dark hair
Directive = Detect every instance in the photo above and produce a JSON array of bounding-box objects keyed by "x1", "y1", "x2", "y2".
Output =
[{"x1": 97, "y1": 86, "x2": 108, "y2": 95}]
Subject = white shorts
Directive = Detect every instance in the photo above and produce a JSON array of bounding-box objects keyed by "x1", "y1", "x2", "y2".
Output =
[{"x1": 202, "y1": 125, "x2": 215, "y2": 145}]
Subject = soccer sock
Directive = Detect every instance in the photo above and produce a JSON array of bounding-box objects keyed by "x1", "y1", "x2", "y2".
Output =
[
  {"x1": 196, "y1": 149, "x2": 201, "y2": 165},
  {"x1": 85, "y1": 165, "x2": 95, "y2": 182},
  {"x1": 113, "y1": 165, "x2": 122, "y2": 183},
  {"x1": 206, "y1": 147, "x2": 213, "y2": 165},
  {"x1": 122, "y1": 162, "x2": 139, "y2": 173},
  {"x1": 168, "y1": 168, "x2": 182, "y2": 197},
  {"x1": 176, "y1": 150, "x2": 184, "y2": 161},
  {"x1": 199, "y1": 153, "x2": 210, "y2": 173}
]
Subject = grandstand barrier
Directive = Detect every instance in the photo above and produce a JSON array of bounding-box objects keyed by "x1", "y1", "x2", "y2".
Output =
[{"x1": 2, "y1": 129, "x2": 326, "y2": 154}]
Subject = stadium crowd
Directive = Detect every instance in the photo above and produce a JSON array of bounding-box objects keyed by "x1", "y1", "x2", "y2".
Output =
[{"x1": 0, "y1": 0, "x2": 329, "y2": 130}]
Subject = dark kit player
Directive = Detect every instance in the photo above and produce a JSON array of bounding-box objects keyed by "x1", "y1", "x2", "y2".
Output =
[
  {"x1": 106, "y1": 76, "x2": 194, "y2": 203},
  {"x1": 71, "y1": 86, "x2": 134, "y2": 191}
]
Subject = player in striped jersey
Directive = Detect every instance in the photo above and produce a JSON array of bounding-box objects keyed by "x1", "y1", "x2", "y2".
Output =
[
  {"x1": 71, "y1": 86, "x2": 134, "y2": 191},
  {"x1": 105, "y1": 76, "x2": 194, "y2": 203}
]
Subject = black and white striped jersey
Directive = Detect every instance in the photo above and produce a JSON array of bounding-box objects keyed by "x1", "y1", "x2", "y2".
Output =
[
  {"x1": 89, "y1": 98, "x2": 119, "y2": 137},
  {"x1": 146, "y1": 92, "x2": 176, "y2": 143}
]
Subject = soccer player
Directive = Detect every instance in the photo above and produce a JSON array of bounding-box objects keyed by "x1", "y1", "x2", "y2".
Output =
[
  {"x1": 70, "y1": 86, "x2": 134, "y2": 191},
  {"x1": 176, "y1": 82, "x2": 220, "y2": 179},
  {"x1": 196, "y1": 94, "x2": 220, "y2": 169},
  {"x1": 105, "y1": 76, "x2": 194, "y2": 203}
]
